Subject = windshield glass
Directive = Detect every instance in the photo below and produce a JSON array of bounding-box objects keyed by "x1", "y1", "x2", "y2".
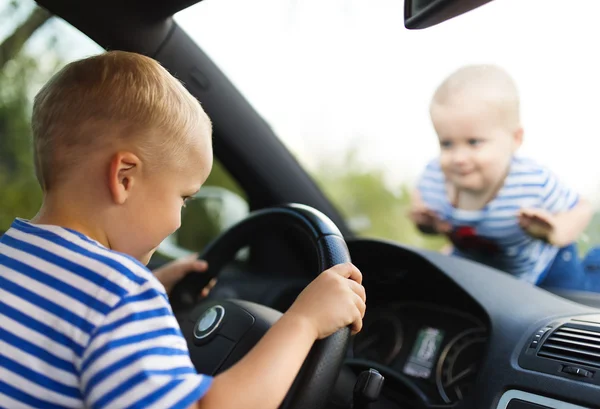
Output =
[{"x1": 175, "y1": 0, "x2": 600, "y2": 254}]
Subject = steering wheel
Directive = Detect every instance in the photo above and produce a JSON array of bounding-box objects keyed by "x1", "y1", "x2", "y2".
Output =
[{"x1": 170, "y1": 203, "x2": 352, "y2": 409}]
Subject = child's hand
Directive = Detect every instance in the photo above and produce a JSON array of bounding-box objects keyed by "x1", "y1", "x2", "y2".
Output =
[
  {"x1": 286, "y1": 263, "x2": 366, "y2": 339},
  {"x1": 153, "y1": 253, "x2": 217, "y2": 297},
  {"x1": 519, "y1": 208, "x2": 557, "y2": 244},
  {"x1": 410, "y1": 207, "x2": 451, "y2": 234}
]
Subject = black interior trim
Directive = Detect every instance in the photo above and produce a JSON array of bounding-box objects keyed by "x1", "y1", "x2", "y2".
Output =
[
  {"x1": 38, "y1": 0, "x2": 206, "y2": 24},
  {"x1": 404, "y1": 0, "x2": 494, "y2": 29}
]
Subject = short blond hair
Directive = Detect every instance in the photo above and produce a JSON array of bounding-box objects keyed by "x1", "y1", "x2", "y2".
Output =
[
  {"x1": 431, "y1": 64, "x2": 520, "y2": 129},
  {"x1": 32, "y1": 50, "x2": 210, "y2": 191}
]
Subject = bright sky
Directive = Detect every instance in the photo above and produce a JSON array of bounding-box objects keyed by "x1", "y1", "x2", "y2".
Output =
[{"x1": 175, "y1": 0, "x2": 600, "y2": 203}]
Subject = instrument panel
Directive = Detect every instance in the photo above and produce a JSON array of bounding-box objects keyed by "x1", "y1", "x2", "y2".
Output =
[{"x1": 350, "y1": 302, "x2": 488, "y2": 406}]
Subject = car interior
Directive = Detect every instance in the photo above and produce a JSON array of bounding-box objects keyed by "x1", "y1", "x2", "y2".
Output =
[{"x1": 15, "y1": 0, "x2": 600, "y2": 408}]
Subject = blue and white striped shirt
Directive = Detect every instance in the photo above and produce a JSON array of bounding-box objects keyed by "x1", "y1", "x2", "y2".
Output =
[
  {"x1": 0, "y1": 219, "x2": 212, "y2": 408},
  {"x1": 417, "y1": 157, "x2": 579, "y2": 283}
]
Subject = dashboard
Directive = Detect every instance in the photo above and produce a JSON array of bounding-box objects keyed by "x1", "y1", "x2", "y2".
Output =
[
  {"x1": 340, "y1": 239, "x2": 600, "y2": 409},
  {"x1": 198, "y1": 234, "x2": 600, "y2": 409}
]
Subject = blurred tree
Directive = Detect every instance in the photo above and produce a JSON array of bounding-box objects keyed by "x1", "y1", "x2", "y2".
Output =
[
  {"x1": 0, "y1": 6, "x2": 51, "y2": 69},
  {"x1": 0, "y1": 2, "x2": 49, "y2": 232}
]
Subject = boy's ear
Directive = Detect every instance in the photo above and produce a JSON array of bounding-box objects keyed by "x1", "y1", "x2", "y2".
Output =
[
  {"x1": 512, "y1": 127, "x2": 524, "y2": 151},
  {"x1": 108, "y1": 152, "x2": 141, "y2": 205}
]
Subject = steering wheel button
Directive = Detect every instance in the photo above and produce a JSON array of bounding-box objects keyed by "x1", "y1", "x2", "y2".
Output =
[
  {"x1": 194, "y1": 305, "x2": 225, "y2": 341},
  {"x1": 199, "y1": 309, "x2": 217, "y2": 331}
]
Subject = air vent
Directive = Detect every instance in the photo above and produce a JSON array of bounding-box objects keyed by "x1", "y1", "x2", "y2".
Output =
[{"x1": 538, "y1": 322, "x2": 600, "y2": 368}]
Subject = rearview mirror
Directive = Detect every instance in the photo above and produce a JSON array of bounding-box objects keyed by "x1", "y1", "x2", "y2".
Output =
[{"x1": 404, "y1": 0, "x2": 494, "y2": 29}]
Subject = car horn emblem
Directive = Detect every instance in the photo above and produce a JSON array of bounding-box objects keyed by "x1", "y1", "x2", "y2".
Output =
[{"x1": 194, "y1": 305, "x2": 225, "y2": 340}]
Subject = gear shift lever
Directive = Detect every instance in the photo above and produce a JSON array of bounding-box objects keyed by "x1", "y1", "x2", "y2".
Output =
[{"x1": 353, "y1": 369, "x2": 384, "y2": 409}]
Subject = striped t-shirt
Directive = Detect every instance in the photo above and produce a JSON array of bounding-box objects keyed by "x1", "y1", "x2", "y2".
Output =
[
  {"x1": 417, "y1": 157, "x2": 579, "y2": 284},
  {"x1": 0, "y1": 218, "x2": 212, "y2": 408}
]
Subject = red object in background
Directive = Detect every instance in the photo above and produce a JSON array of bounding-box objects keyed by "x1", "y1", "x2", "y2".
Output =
[
  {"x1": 449, "y1": 225, "x2": 499, "y2": 255},
  {"x1": 455, "y1": 226, "x2": 476, "y2": 238}
]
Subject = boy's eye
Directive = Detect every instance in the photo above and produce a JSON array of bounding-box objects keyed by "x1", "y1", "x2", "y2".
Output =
[
  {"x1": 440, "y1": 140, "x2": 453, "y2": 149},
  {"x1": 468, "y1": 138, "x2": 483, "y2": 146}
]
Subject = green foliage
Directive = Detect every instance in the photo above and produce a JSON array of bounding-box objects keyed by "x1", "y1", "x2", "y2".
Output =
[
  {"x1": 0, "y1": 1, "x2": 65, "y2": 234},
  {"x1": 579, "y1": 212, "x2": 600, "y2": 256},
  {"x1": 0, "y1": 53, "x2": 43, "y2": 232}
]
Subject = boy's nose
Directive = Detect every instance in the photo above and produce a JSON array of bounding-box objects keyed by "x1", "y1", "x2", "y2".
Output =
[{"x1": 452, "y1": 147, "x2": 471, "y2": 165}]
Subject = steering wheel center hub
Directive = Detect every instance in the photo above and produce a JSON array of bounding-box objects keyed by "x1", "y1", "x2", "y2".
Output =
[{"x1": 194, "y1": 305, "x2": 225, "y2": 340}]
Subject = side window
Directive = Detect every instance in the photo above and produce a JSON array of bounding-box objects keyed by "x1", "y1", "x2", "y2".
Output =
[{"x1": 0, "y1": 1, "x2": 248, "y2": 257}]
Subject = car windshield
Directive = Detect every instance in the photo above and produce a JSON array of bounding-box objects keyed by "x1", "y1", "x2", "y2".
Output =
[
  {"x1": 2, "y1": 0, "x2": 600, "y2": 296},
  {"x1": 174, "y1": 0, "x2": 600, "y2": 255}
]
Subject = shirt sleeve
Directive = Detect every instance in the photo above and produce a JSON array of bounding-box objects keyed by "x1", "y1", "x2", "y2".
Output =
[
  {"x1": 79, "y1": 281, "x2": 212, "y2": 409},
  {"x1": 540, "y1": 168, "x2": 579, "y2": 213}
]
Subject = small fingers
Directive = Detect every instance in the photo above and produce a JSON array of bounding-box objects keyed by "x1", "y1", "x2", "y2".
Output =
[
  {"x1": 199, "y1": 278, "x2": 217, "y2": 299},
  {"x1": 332, "y1": 262, "x2": 363, "y2": 284},
  {"x1": 521, "y1": 208, "x2": 551, "y2": 221},
  {"x1": 191, "y1": 259, "x2": 209, "y2": 272},
  {"x1": 348, "y1": 279, "x2": 366, "y2": 304},
  {"x1": 354, "y1": 292, "x2": 366, "y2": 318},
  {"x1": 423, "y1": 209, "x2": 439, "y2": 218},
  {"x1": 436, "y1": 220, "x2": 452, "y2": 233},
  {"x1": 206, "y1": 278, "x2": 217, "y2": 289},
  {"x1": 350, "y1": 303, "x2": 364, "y2": 335}
]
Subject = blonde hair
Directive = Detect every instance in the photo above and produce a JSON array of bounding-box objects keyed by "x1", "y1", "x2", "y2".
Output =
[
  {"x1": 32, "y1": 50, "x2": 211, "y2": 191},
  {"x1": 431, "y1": 64, "x2": 520, "y2": 129}
]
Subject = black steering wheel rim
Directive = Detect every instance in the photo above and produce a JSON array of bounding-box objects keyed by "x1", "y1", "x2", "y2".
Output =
[{"x1": 170, "y1": 203, "x2": 353, "y2": 409}]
